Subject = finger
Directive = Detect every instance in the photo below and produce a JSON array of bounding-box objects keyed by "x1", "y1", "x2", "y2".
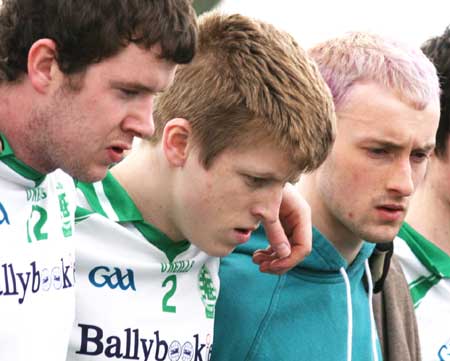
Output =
[
  {"x1": 252, "y1": 248, "x2": 277, "y2": 265},
  {"x1": 267, "y1": 219, "x2": 312, "y2": 273},
  {"x1": 263, "y1": 218, "x2": 291, "y2": 258}
]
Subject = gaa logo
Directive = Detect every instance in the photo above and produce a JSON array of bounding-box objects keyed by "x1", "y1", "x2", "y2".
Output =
[
  {"x1": 438, "y1": 338, "x2": 450, "y2": 360},
  {"x1": 88, "y1": 266, "x2": 136, "y2": 291},
  {"x1": 0, "y1": 202, "x2": 10, "y2": 225}
]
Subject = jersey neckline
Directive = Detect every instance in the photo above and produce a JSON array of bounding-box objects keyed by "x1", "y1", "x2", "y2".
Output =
[
  {"x1": 0, "y1": 132, "x2": 46, "y2": 185},
  {"x1": 76, "y1": 172, "x2": 190, "y2": 262},
  {"x1": 399, "y1": 222, "x2": 450, "y2": 278}
]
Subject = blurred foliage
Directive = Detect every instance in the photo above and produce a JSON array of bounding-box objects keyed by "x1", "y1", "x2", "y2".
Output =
[{"x1": 192, "y1": 0, "x2": 222, "y2": 15}]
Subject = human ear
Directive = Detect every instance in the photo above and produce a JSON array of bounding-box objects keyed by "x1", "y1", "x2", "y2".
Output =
[
  {"x1": 27, "y1": 39, "x2": 58, "y2": 93},
  {"x1": 162, "y1": 118, "x2": 192, "y2": 167}
]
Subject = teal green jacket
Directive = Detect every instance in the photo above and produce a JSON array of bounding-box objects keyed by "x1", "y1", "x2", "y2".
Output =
[{"x1": 212, "y1": 227, "x2": 382, "y2": 361}]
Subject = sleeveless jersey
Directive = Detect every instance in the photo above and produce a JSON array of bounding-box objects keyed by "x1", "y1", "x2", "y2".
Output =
[
  {"x1": 0, "y1": 133, "x2": 76, "y2": 361},
  {"x1": 395, "y1": 222, "x2": 450, "y2": 361},
  {"x1": 67, "y1": 172, "x2": 220, "y2": 361}
]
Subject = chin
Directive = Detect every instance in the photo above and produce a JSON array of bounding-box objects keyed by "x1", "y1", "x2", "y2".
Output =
[
  {"x1": 205, "y1": 249, "x2": 229, "y2": 258},
  {"x1": 203, "y1": 244, "x2": 234, "y2": 258},
  {"x1": 72, "y1": 167, "x2": 108, "y2": 183},
  {"x1": 361, "y1": 229, "x2": 399, "y2": 243}
]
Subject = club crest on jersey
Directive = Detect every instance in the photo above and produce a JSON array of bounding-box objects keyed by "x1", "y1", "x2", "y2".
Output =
[
  {"x1": 198, "y1": 264, "x2": 217, "y2": 319},
  {"x1": 0, "y1": 201, "x2": 9, "y2": 225},
  {"x1": 56, "y1": 182, "x2": 73, "y2": 238},
  {"x1": 88, "y1": 265, "x2": 136, "y2": 291}
]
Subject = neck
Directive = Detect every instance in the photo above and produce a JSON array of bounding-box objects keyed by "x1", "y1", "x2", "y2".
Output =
[
  {"x1": 297, "y1": 178, "x2": 363, "y2": 264},
  {"x1": 406, "y1": 180, "x2": 450, "y2": 256},
  {"x1": 111, "y1": 144, "x2": 182, "y2": 241},
  {"x1": 0, "y1": 81, "x2": 47, "y2": 172}
]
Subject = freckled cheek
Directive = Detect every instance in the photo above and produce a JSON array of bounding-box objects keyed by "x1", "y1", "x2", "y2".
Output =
[
  {"x1": 349, "y1": 168, "x2": 379, "y2": 191},
  {"x1": 198, "y1": 180, "x2": 226, "y2": 212}
]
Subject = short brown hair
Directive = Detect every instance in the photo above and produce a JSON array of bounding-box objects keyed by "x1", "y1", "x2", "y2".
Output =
[
  {"x1": 152, "y1": 12, "x2": 335, "y2": 172},
  {"x1": 0, "y1": 0, "x2": 197, "y2": 82}
]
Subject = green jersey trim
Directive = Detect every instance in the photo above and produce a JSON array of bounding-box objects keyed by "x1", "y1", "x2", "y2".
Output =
[
  {"x1": 77, "y1": 171, "x2": 190, "y2": 262},
  {"x1": 76, "y1": 181, "x2": 109, "y2": 218},
  {"x1": 398, "y1": 222, "x2": 450, "y2": 308},
  {"x1": 75, "y1": 206, "x2": 94, "y2": 223},
  {"x1": 77, "y1": 172, "x2": 142, "y2": 222},
  {"x1": 408, "y1": 274, "x2": 441, "y2": 308},
  {"x1": 0, "y1": 132, "x2": 45, "y2": 185},
  {"x1": 399, "y1": 222, "x2": 450, "y2": 278},
  {"x1": 134, "y1": 221, "x2": 190, "y2": 263}
]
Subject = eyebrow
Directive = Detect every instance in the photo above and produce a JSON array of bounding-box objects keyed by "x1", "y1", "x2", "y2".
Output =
[
  {"x1": 110, "y1": 80, "x2": 160, "y2": 94},
  {"x1": 248, "y1": 170, "x2": 300, "y2": 185},
  {"x1": 361, "y1": 139, "x2": 435, "y2": 153}
]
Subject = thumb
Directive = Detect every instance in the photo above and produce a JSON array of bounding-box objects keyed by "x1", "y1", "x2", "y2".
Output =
[{"x1": 263, "y1": 218, "x2": 291, "y2": 258}]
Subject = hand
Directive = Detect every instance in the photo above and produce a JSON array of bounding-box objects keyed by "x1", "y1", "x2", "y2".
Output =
[{"x1": 253, "y1": 183, "x2": 312, "y2": 275}]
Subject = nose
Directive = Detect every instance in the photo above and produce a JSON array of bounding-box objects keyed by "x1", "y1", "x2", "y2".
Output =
[
  {"x1": 122, "y1": 96, "x2": 155, "y2": 139},
  {"x1": 250, "y1": 187, "x2": 283, "y2": 224},
  {"x1": 386, "y1": 159, "x2": 414, "y2": 197}
]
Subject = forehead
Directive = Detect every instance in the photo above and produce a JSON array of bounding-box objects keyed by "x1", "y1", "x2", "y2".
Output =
[
  {"x1": 84, "y1": 43, "x2": 177, "y2": 92},
  {"x1": 215, "y1": 140, "x2": 300, "y2": 182},
  {"x1": 336, "y1": 82, "x2": 440, "y2": 147}
]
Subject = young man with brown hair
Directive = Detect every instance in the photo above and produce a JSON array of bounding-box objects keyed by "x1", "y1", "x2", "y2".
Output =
[
  {"x1": 68, "y1": 12, "x2": 335, "y2": 361},
  {"x1": 0, "y1": 1, "x2": 197, "y2": 360}
]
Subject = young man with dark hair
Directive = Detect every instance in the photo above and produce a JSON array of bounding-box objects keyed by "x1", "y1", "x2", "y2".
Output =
[{"x1": 0, "y1": 1, "x2": 197, "y2": 360}]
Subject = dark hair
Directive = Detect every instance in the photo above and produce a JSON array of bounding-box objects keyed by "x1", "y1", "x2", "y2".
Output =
[
  {"x1": 0, "y1": 0, "x2": 197, "y2": 81},
  {"x1": 422, "y1": 26, "x2": 450, "y2": 157}
]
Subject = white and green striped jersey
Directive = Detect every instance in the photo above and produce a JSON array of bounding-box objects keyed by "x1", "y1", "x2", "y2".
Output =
[
  {"x1": 68, "y1": 172, "x2": 220, "y2": 361},
  {"x1": 395, "y1": 222, "x2": 450, "y2": 361},
  {"x1": 0, "y1": 133, "x2": 76, "y2": 361}
]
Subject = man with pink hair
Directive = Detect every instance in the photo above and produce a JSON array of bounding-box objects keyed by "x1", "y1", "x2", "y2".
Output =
[{"x1": 212, "y1": 32, "x2": 440, "y2": 361}]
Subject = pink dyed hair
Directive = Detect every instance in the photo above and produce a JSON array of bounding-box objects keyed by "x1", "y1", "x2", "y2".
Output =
[{"x1": 308, "y1": 32, "x2": 440, "y2": 111}]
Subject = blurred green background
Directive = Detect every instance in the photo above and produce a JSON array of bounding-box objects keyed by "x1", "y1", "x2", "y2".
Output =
[{"x1": 192, "y1": 0, "x2": 222, "y2": 15}]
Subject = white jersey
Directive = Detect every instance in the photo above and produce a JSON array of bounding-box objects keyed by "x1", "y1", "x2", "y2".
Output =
[
  {"x1": 0, "y1": 133, "x2": 76, "y2": 361},
  {"x1": 67, "y1": 172, "x2": 220, "y2": 361},
  {"x1": 395, "y1": 222, "x2": 450, "y2": 361}
]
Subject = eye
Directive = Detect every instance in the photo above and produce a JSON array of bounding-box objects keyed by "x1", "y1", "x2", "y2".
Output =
[
  {"x1": 365, "y1": 147, "x2": 391, "y2": 160},
  {"x1": 120, "y1": 88, "x2": 139, "y2": 97},
  {"x1": 410, "y1": 151, "x2": 429, "y2": 163},
  {"x1": 244, "y1": 175, "x2": 268, "y2": 188},
  {"x1": 369, "y1": 148, "x2": 387, "y2": 156}
]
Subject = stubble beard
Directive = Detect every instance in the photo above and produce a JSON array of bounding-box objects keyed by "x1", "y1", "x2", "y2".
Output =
[{"x1": 28, "y1": 89, "x2": 86, "y2": 179}]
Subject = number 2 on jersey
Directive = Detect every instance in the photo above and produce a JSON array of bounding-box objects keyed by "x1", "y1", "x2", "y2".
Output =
[
  {"x1": 162, "y1": 274, "x2": 177, "y2": 313},
  {"x1": 27, "y1": 205, "x2": 48, "y2": 242}
]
